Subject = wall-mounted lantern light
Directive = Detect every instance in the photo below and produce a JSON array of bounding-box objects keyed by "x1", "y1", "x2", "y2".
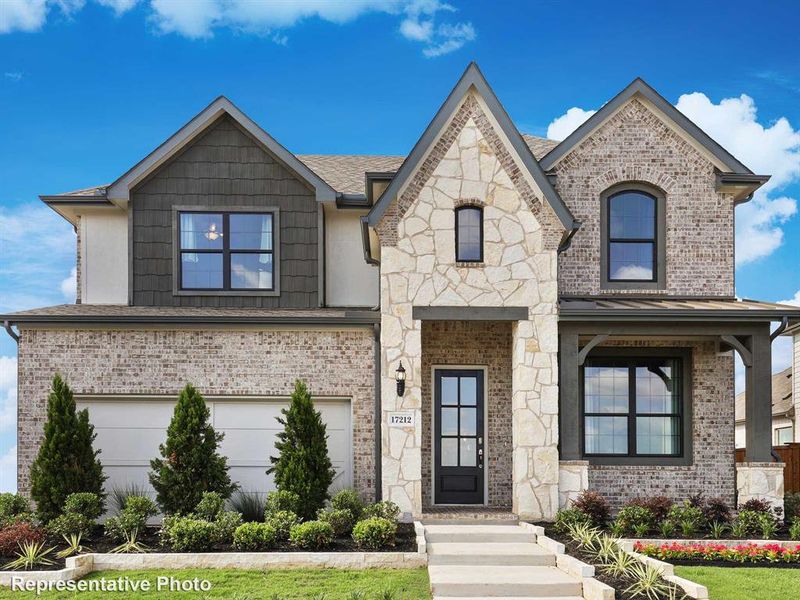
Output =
[{"x1": 395, "y1": 361, "x2": 406, "y2": 397}]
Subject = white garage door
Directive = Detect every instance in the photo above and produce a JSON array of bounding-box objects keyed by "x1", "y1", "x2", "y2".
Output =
[{"x1": 77, "y1": 397, "x2": 352, "y2": 500}]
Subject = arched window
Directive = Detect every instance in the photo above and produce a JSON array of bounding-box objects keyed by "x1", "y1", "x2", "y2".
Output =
[
  {"x1": 455, "y1": 205, "x2": 483, "y2": 262},
  {"x1": 601, "y1": 185, "x2": 665, "y2": 289}
]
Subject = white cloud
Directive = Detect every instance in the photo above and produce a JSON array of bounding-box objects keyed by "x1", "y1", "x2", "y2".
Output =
[
  {"x1": 546, "y1": 107, "x2": 596, "y2": 142},
  {"x1": 546, "y1": 91, "x2": 800, "y2": 265},
  {"x1": 4, "y1": 72, "x2": 23, "y2": 81},
  {"x1": 421, "y1": 21, "x2": 475, "y2": 58},
  {"x1": 95, "y1": 0, "x2": 138, "y2": 15},
  {"x1": 0, "y1": 356, "x2": 17, "y2": 434},
  {"x1": 0, "y1": 0, "x2": 48, "y2": 33},
  {"x1": 398, "y1": 0, "x2": 474, "y2": 58},
  {"x1": 779, "y1": 290, "x2": 800, "y2": 307},
  {"x1": 0, "y1": 445, "x2": 16, "y2": 493},
  {"x1": 60, "y1": 267, "x2": 77, "y2": 301}
]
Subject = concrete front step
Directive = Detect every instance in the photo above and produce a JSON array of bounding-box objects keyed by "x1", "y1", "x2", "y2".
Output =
[
  {"x1": 428, "y1": 565, "x2": 583, "y2": 598},
  {"x1": 424, "y1": 524, "x2": 536, "y2": 544},
  {"x1": 427, "y1": 542, "x2": 556, "y2": 566}
]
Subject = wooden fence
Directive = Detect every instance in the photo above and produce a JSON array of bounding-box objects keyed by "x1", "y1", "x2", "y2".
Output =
[{"x1": 735, "y1": 443, "x2": 800, "y2": 494}]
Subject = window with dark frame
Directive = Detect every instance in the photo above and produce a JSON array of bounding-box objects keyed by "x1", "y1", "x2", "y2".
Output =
[
  {"x1": 455, "y1": 205, "x2": 483, "y2": 262},
  {"x1": 179, "y1": 211, "x2": 275, "y2": 291},
  {"x1": 582, "y1": 357, "x2": 683, "y2": 458},
  {"x1": 607, "y1": 190, "x2": 657, "y2": 282}
]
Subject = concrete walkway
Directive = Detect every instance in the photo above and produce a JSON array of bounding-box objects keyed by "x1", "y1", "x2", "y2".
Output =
[{"x1": 424, "y1": 523, "x2": 584, "y2": 599}]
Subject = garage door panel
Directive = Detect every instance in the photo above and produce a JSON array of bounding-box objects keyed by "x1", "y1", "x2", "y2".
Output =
[
  {"x1": 213, "y1": 403, "x2": 284, "y2": 429},
  {"x1": 218, "y1": 430, "x2": 277, "y2": 463},
  {"x1": 82, "y1": 401, "x2": 175, "y2": 428},
  {"x1": 94, "y1": 429, "x2": 163, "y2": 464}
]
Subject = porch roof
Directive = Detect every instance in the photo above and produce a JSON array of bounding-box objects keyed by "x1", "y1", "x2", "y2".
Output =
[{"x1": 559, "y1": 296, "x2": 800, "y2": 323}]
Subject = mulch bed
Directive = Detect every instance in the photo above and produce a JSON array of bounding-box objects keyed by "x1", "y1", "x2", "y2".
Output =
[{"x1": 0, "y1": 523, "x2": 416, "y2": 573}]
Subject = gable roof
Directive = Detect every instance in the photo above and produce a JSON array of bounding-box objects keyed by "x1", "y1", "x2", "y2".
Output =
[
  {"x1": 540, "y1": 78, "x2": 755, "y2": 175},
  {"x1": 735, "y1": 367, "x2": 794, "y2": 422},
  {"x1": 106, "y1": 96, "x2": 337, "y2": 204},
  {"x1": 366, "y1": 62, "x2": 577, "y2": 231}
]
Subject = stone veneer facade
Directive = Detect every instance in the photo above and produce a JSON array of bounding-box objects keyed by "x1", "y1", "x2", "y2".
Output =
[
  {"x1": 553, "y1": 98, "x2": 736, "y2": 297},
  {"x1": 587, "y1": 340, "x2": 736, "y2": 508},
  {"x1": 420, "y1": 320, "x2": 513, "y2": 509},
  {"x1": 16, "y1": 327, "x2": 376, "y2": 500},
  {"x1": 377, "y1": 92, "x2": 560, "y2": 520}
]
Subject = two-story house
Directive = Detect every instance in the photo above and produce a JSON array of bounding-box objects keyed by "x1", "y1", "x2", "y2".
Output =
[{"x1": 4, "y1": 63, "x2": 799, "y2": 520}]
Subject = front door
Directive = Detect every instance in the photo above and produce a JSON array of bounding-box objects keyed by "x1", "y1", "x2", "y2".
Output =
[{"x1": 434, "y1": 369, "x2": 485, "y2": 504}]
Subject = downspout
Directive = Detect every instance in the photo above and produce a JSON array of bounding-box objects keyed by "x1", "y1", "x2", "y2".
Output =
[
  {"x1": 557, "y1": 221, "x2": 581, "y2": 254},
  {"x1": 770, "y1": 316, "x2": 789, "y2": 342},
  {"x1": 3, "y1": 321, "x2": 19, "y2": 343},
  {"x1": 372, "y1": 322, "x2": 382, "y2": 501}
]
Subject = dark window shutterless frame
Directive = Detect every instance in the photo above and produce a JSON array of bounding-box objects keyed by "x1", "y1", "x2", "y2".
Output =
[
  {"x1": 454, "y1": 205, "x2": 484, "y2": 263},
  {"x1": 172, "y1": 206, "x2": 281, "y2": 297},
  {"x1": 600, "y1": 183, "x2": 666, "y2": 290},
  {"x1": 579, "y1": 347, "x2": 693, "y2": 466}
]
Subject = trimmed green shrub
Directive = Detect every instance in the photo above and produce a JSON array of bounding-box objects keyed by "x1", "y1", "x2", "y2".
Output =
[
  {"x1": 268, "y1": 380, "x2": 335, "y2": 520},
  {"x1": 47, "y1": 513, "x2": 93, "y2": 537},
  {"x1": 264, "y1": 490, "x2": 303, "y2": 516},
  {"x1": 554, "y1": 508, "x2": 591, "y2": 534},
  {"x1": 785, "y1": 493, "x2": 800, "y2": 521},
  {"x1": 352, "y1": 517, "x2": 397, "y2": 550},
  {"x1": 289, "y1": 520, "x2": 334, "y2": 550},
  {"x1": 233, "y1": 522, "x2": 277, "y2": 551},
  {"x1": 124, "y1": 495, "x2": 159, "y2": 521},
  {"x1": 317, "y1": 508, "x2": 356, "y2": 537},
  {"x1": 331, "y1": 490, "x2": 363, "y2": 520},
  {"x1": 667, "y1": 502, "x2": 705, "y2": 532},
  {"x1": 149, "y1": 384, "x2": 237, "y2": 515},
  {"x1": 212, "y1": 511, "x2": 243, "y2": 545},
  {"x1": 265, "y1": 510, "x2": 299, "y2": 541},
  {"x1": 110, "y1": 483, "x2": 149, "y2": 515},
  {"x1": 789, "y1": 517, "x2": 800, "y2": 541},
  {"x1": 30, "y1": 374, "x2": 106, "y2": 523},
  {"x1": 0, "y1": 494, "x2": 32, "y2": 526},
  {"x1": 573, "y1": 490, "x2": 610, "y2": 527},
  {"x1": 614, "y1": 505, "x2": 654, "y2": 535},
  {"x1": 362, "y1": 501, "x2": 401, "y2": 523},
  {"x1": 195, "y1": 492, "x2": 225, "y2": 521},
  {"x1": 733, "y1": 509, "x2": 762, "y2": 537},
  {"x1": 63, "y1": 492, "x2": 103, "y2": 520},
  {"x1": 105, "y1": 495, "x2": 158, "y2": 542},
  {"x1": 162, "y1": 516, "x2": 216, "y2": 552}
]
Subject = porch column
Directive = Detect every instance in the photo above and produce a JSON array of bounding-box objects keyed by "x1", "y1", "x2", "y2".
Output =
[
  {"x1": 745, "y1": 331, "x2": 773, "y2": 463},
  {"x1": 558, "y1": 330, "x2": 581, "y2": 460}
]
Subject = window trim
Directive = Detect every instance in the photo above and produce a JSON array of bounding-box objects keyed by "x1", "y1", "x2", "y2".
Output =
[
  {"x1": 600, "y1": 183, "x2": 666, "y2": 290},
  {"x1": 454, "y1": 205, "x2": 484, "y2": 263},
  {"x1": 580, "y1": 347, "x2": 693, "y2": 466},
  {"x1": 775, "y1": 425, "x2": 793, "y2": 445},
  {"x1": 171, "y1": 206, "x2": 281, "y2": 297}
]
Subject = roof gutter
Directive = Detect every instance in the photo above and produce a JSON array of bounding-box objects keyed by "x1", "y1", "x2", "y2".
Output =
[
  {"x1": 771, "y1": 316, "x2": 790, "y2": 341},
  {"x1": 1, "y1": 312, "x2": 380, "y2": 327}
]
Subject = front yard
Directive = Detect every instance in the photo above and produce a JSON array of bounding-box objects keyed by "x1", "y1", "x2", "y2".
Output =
[
  {"x1": 675, "y1": 566, "x2": 800, "y2": 600},
  {"x1": 0, "y1": 568, "x2": 432, "y2": 599}
]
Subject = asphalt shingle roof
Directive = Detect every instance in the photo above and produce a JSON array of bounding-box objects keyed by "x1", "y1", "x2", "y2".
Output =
[{"x1": 735, "y1": 367, "x2": 793, "y2": 421}]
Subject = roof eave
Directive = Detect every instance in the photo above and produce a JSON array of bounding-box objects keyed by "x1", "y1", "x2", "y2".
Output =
[
  {"x1": 39, "y1": 194, "x2": 116, "y2": 226},
  {"x1": 716, "y1": 173, "x2": 771, "y2": 204}
]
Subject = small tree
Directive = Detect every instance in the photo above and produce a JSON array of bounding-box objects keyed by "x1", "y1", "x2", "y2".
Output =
[
  {"x1": 268, "y1": 380, "x2": 335, "y2": 520},
  {"x1": 150, "y1": 384, "x2": 237, "y2": 514},
  {"x1": 30, "y1": 374, "x2": 106, "y2": 523}
]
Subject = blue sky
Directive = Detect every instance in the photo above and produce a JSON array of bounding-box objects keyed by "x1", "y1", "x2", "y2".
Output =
[{"x1": 1, "y1": 0, "x2": 799, "y2": 491}]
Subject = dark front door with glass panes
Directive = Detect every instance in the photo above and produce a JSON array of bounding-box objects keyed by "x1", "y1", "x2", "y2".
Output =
[{"x1": 434, "y1": 369, "x2": 484, "y2": 505}]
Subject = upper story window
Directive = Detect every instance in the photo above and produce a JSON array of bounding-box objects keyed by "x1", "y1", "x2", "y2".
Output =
[
  {"x1": 455, "y1": 205, "x2": 483, "y2": 263},
  {"x1": 179, "y1": 211, "x2": 275, "y2": 291},
  {"x1": 601, "y1": 184, "x2": 665, "y2": 289}
]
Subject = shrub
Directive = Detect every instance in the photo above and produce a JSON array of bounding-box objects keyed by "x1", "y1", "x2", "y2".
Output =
[
  {"x1": 229, "y1": 491, "x2": 266, "y2": 523},
  {"x1": 104, "y1": 495, "x2": 158, "y2": 542},
  {"x1": 352, "y1": 517, "x2": 397, "y2": 550},
  {"x1": 758, "y1": 512, "x2": 777, "y2": 539},
  {"x1": 317, "y1": 508, "x2": 356, "y2": 537},
  {"x1": 195, "y1": 492, "x2": 225, "y2": 521},
  {"x1": 268, "y1": 380, "x2": 335, "y2": 520},
  {"x1": 233, "y1": 522, "x2": 277, "y2": 551},
  {"x1": 733, "y1": 509, "x2": 763, "y2": 537},
  {"x1": 331, "y1": 490, "x2": 364, "y2": 520},
  {"x1": 63, "y1": 492, "x2": 103, "y2": 520},
  {"x1": 0, "y1": 494, "x2": 32, "y2": 526},
  {"x1": 739, "y1": 498, "x2": 772, "y2": 514},
  {"x1": 265, "y1": 510, "x2": 299, "y2": 541},
  {"x1": 554, "y1": 508, "x2": 591, "y2": 534},
  {"x1": 289, "y1": 520, "x2": 334, "y2": 550},
  {"x1": 124, "y1": 496, "x2": 159, "y2": 521},
  {"x1": 110, "y1": 484, "x2": 149, "y2": 515},
  {"x1": 149, "y1": 384, "x2": 237, "y2": 515},
  {"x1": 789, "y1": 518, "x2": 800, "y2": 541},
  {"x1": 264, "y1": 490, "x2": 303, "y2": 516},
  {"x1": 667, "y1": 502, "x2": 705, "y2": 534},
  {"x1": 362, "y1": 501, "x2": 401, "y2": 523},
  {"x1": 658, "y1": 520, "x2": 676, "y2": 538},
  {"x1": 573, "y1": 491, "x2": 610, "y2": 527},
  {"x1": 703, "y1": 497, "x2": 732, "y2": 524},
  {"x1": 212, "y1": 511, "x2": 243, "y2": 545},
  {"x1": 626, "y1": 496, "x2": 672, "y2": 524},
  {"x1": 30, "y1": 374, "x2": 106, "y2": 523},
  {"x1": 785, "y1": 493, "x2": 800, "y2": 521},
  {"x1": 47, "y1": 513, "x2": 93, "y2": 537},
  {"x1": 614, "y1": 505, "x2": 654, "y2": 535},
  {"x1": 0, "y1": 522, "x2": 45, "y2": 556},
  {"x1": 162, "y1": 516, "x2": 216, "y2": 552}
]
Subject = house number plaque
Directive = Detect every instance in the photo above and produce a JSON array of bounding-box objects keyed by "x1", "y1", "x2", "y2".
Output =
[{"x1": 388, "y1": 412, "x2": 415, "y2": 427}]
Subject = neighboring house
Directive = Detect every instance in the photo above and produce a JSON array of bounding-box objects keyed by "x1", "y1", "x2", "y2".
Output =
[
  {"x1": 4, "y1": 63, "x2": 800, "y2": 519},
  {"x1": 735, "y1": 367, "x2": 795, "y2": 448}
]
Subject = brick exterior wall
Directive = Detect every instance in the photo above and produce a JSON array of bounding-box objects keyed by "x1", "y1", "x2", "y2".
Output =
[
  {"x1": 554, "y1": 98, "x2": 736, "y2": 297},
  {"x1": 587, "y1": 340, "x2": 736, "y2": 508},
  {"x1": 16, "y1": 327, "x2": 376, "y2": 501},
  {"x1": 420, "y1": 321, "x2": 513, "y2": 509}
]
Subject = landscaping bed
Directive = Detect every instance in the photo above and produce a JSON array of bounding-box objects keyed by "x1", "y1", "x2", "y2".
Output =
[{"x1": 634, "y1": 540, "x2": 800, "y2": 568}]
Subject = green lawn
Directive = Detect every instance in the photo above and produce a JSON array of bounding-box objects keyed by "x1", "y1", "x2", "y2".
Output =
[
  {"x1": 0, "y1": 568, "x2": 431, "y2": 599},
  {"x1": 675, "y1": 566, "x2": 800, "y2": 600}
]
